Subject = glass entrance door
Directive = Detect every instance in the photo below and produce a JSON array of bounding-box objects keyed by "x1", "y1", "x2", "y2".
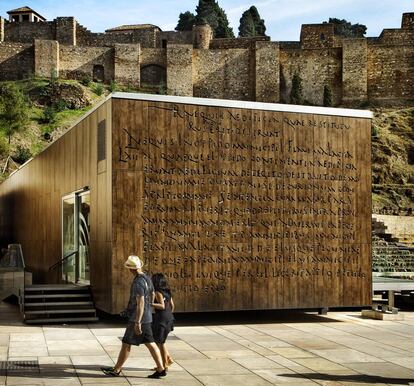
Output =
[
  {"x1": 78, "y1": 192, "x2": 90, "y2": 284},
  {"x1": 62, "y1": 190, "x2": 90, "y2": 284}
]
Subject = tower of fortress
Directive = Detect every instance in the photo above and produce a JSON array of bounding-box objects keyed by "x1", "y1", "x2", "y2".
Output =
[{"x1": 0, "y1": 6, "x2": 413, "y2": 106}]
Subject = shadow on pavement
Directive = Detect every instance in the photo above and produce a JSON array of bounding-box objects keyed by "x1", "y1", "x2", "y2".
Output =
[
  {"x1": 280, "y1": 372, "x2": 414, "y2": 385},
  {"x1": 1, "y1": 364, "x2": 156, "y2": 379}
]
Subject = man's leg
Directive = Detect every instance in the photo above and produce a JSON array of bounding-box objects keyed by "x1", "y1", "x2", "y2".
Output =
[
  {"x1": 145, "y1": 342, "x2": 164, "y2": 372},
  {"x1": 114, "y1": 342, "x2": 131, "y2": 372}
]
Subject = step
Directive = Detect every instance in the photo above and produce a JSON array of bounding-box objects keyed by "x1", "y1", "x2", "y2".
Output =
[
  {"x1": 25, "y1": 309, "x2": 96, "y2": 315},
  {"x1": 25, "y1": 285, "x2": 89, "y2": 291},
  {"x1": 25, "y1": 293, "x2": 91, "y2": 299},
  {"x1": 25, "y1": 317, "x2": 99, "y2": 324},
  {"x1": 24, "y1": 301, "x2": 94, "y2": 307}
]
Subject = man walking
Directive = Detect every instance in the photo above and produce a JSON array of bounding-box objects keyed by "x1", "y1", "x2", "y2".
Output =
[{"x1": 101, "y1": 255, "x2": 166, "y2": 378}]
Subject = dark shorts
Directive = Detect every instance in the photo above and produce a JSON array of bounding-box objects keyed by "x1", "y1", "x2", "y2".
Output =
[
  {"x1": 152, "y1": 320, "x2": 174, "y2": 344},
  {"x1": 122, "y1": 322, "x2": 154, "y2": 346}
]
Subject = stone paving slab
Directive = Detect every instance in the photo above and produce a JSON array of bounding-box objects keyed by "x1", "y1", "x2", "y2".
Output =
[{"x1": 1, "y1": 301, "x2": 414, "y2": 385}]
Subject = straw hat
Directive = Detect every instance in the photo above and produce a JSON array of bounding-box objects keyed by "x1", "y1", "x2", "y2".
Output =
[{"x1": 124, "y1": 255, "x2": 143, "y2": 270}]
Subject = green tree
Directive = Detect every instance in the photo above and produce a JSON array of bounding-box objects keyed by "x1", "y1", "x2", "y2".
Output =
[
  {"x1": 0, "y1": 84, "x2": 29, "y2": 143},
  {"x1": 324, "y1": 18, "x2": 367, "y2": 37},
  {"x1": 290, "y1": 73, "x2": 303, "y2": 105},
  {"x1": 195, "y1": 0, "x2": 234, "y2": 38},
  {"x1": 215, "y1": 6, "x2": 234, "y2": 38},
  {"x1": 323, "y1": 85, "x2": 332, "y2": 107},
  {"x1": 239, "y1": 6, "x2": 267, "y2": 37},
  {"x1": 239, "y1": 9, "x2": 256, "y2": 37},
  {"x1": 176, "y1": 11, "x2": 196, "y2": 31},
  {"x1": 249, "y1": 6, "x2": 266, "y2": 36}
]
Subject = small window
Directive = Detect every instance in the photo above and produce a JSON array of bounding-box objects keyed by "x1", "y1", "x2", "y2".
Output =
[
  {"x1": 22, "y1": 14, "x2": 29, "y2": 21},
  {"x1": 97, "y1": 120, "x2": 106, "y2": 162},
  {"x1": 320, "y1": 33, "x2": 325, "y2": 41},
  {"x1": 162, "y1": 39, "x2": 167, "y2": 48},
  {"x1": 12, "y1": 15, "x2": 19, "y2": 22}
]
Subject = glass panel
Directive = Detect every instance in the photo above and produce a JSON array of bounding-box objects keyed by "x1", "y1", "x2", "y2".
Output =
[
  {"x1": 62, "y1": 196, "x2": 76, "y2": 283},
  {"x1": 78, "y1": 193, "x2": 90, "y2": 283}
]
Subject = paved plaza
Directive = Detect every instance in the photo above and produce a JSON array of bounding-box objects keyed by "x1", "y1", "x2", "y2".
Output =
[{"x1": 1, "y1": 301, "x2": 414, "y2": 385}]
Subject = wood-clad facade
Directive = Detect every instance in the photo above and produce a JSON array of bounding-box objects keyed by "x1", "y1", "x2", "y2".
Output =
[{"x1": 0, "y1": 93, "x2": 372, "y2": 314}]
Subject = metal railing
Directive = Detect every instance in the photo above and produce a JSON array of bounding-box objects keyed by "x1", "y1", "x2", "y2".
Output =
[{"x1": 48, "y1": 250, "x2": 78, "y2": 283}]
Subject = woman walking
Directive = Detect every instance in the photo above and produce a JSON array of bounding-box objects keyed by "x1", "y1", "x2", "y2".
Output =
[
  {"x1": 101, "y1": 255, "x2": 166, "y2": 378},
  {"x1": 151, "y1": 273, "x2": 175, "y2": 370}
]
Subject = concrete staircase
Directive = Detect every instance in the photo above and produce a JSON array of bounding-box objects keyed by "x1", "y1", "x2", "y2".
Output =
[
  {"x1": 23, "y1": 284, "x2": 98, "y2": 324},
  {"x1": 372, "y1": 235, "x2": 414, "y2": 275},
  {"x1": 372, "y1": 215, "x2": 414, "y2": 245},
  {"x1": 372, "y1": 217, "x2": 399, "y2": 242}
]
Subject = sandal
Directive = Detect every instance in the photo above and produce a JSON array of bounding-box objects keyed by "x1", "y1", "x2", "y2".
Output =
[{"x1": 101, "y1": 366, "x2": 121, "y2": 376}]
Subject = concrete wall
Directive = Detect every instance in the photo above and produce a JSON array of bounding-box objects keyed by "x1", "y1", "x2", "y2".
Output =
[
  {"x1": 34, "y1": 39, "x2": 59, "y2": 78},
  {"x1": 59, "y1": 46, "x2": 114, "y2": 82},
  {"x1": 193, "y1": 49, "x2": 252, "y2": 100},
  {"x1": 0, "y1": 42, "x2": 33, "y2": 79}
]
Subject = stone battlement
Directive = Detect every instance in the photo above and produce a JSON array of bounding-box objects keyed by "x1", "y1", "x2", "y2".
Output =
[{"x1": 0, "y1": 11, "x2": 413, "y2": 106}]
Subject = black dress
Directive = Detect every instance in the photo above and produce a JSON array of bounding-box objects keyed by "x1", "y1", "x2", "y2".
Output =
[{"x1": 152, "y1": 289, "x2": 174, "y2": 344}]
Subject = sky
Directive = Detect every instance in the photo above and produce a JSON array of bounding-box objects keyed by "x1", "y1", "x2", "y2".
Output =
[{"x1": 0, "y1": 0, "x2": 412, "y2": 40}]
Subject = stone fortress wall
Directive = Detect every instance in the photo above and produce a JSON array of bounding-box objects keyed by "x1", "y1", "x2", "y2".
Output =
[{"x1": 0, "y1": 11, "x2": 413, "y2": 106}]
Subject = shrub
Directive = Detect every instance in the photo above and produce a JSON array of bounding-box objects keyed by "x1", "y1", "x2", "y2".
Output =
[
  {"x1": 81, "y1": 74, "x2": 92, "y2": 87},
  {"x1": 94, "y1": 83, "x2": 104, "y2": 96},
  {"x1": 323, "y1": 85, "x2": 333, "y2": 107},
  {"x1": 55, "y1": 100, "x2": 67, "y2": 112},
  {"x1": 0, "y1": 135, "x2": 9, "y2": 156},
  {"x1": 41, "y1": 106, "x2": 57, "y2": 124},
  {"x1": 0, "y1": 83, "x2": 29, "y2": 143},
  {"x1": 50, "y1": 68, "x2": 59, "y2": 85},
  {"x1": 108, "y1": 80, "x2": 118, "y2": 93},
  {"x1": 13, "y1": 145, "x2": 32, "y2": 164},
  {"x1": 290, "y1": 73, "x2": 303, "y2": 105}
]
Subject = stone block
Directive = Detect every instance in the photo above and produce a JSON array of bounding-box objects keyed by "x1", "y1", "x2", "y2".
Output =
[
  {"x1": 34, "y1": 39, "x2": 59, "y2": 78},
  {"x1": 114, "y1": 43, "x2": 140, "y2": 87},
  {"x1": 167, "y1": 44, "x2": 193, "y2": 96},
  {"x1": 361, "y1": 309, "x2": 404, "y2": 320},
  {"x1": 255, "y1": 41, "x2": 280, "y2": 102}
]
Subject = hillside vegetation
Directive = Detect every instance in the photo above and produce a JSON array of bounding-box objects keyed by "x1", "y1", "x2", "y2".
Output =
[
  {"x1": 0, "y1": 79, "x2": 413, "y2": 211},
  {"x1": 372, "y1": 107, "x2": 414, "y2": 212}
]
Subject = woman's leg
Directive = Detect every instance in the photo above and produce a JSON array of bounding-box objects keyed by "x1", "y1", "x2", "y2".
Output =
[
  {"x1": 157, "y1": 343, "x2": 168, "y2": 367},
  {"x1": 145, "y1": 342, "x2": 164, "y2": 372},
  {"x1": 163, "y1": 343, "x2": 173, "y2": 366},
  {"x1": 114, "y1": 342, "x2": 131, "y2": 372}
]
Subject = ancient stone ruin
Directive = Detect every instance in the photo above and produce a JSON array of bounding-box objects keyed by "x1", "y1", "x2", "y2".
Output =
[{"x1": 0, "y1": 6, "x2": 413, "y2": 106}]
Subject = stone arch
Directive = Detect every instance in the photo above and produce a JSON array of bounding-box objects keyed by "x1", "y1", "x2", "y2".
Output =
[{"x1": 140, "y1": 64, "x2": 166, "y2": 87}]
